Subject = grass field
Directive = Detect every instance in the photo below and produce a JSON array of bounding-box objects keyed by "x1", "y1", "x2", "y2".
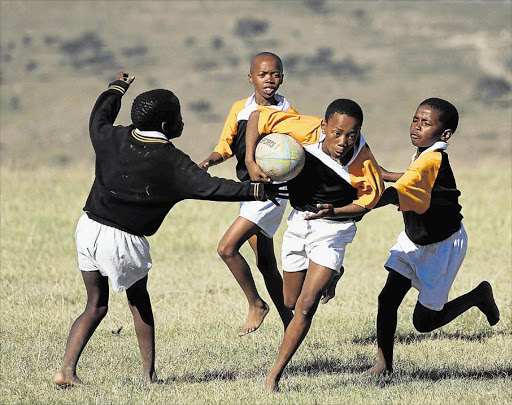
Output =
[
  {"x1": 1, "y1": 1, "x2": 511, "y2": 403},
  {"x1": 1, "y1": 162, "x2": 510, "y2": 404}
]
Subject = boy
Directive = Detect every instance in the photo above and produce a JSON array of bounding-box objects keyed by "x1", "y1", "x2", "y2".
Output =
[
  {"x1": 54, "y1": 71, "x2": 285, "y2": 387},
  {"x1": 199, "y1": 52, "x2": 297, "y2": 336},
  {"x1": 365, "y1": 98, "x2": 500, "y2": 375},
  {"x1": 245, "y1": 99, "x2": 384, "y2": 391}
]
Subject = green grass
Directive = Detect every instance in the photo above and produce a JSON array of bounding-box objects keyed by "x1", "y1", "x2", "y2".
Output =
[{"x1": 1, "y1": 163, "x2": 510, "y2": 404}]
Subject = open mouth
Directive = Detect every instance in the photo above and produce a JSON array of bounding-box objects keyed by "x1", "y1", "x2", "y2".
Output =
[{"x1": 263, "y1": 87, "x2": 275, "y2": 95}]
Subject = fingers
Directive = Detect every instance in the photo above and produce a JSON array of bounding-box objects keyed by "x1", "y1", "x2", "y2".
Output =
[{"x1": 117, "y1": 71, "x2": 135, "y2": 84}]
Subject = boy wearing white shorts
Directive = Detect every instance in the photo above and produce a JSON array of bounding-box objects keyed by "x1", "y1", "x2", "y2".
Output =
[
  {"x1": 365, "y1": 98, "x2": 500, "y2": 376},
  {"x1": 246, "y1": 98, "x2": 384, "y2": 391},
  {"x1": 199, "y1": 52, "x2": 298, "y2": 337},
  {"x1": 54, "y1": 71, "x2": 284, "y2": 388}
]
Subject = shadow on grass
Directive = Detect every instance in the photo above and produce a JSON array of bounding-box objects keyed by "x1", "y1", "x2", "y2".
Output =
[
  {"x1": 352, "y1": 328, "x2": 510, "y2": 346},
  {"x1": 285, "y1": 355, "x2": 511, "y2": 385}
]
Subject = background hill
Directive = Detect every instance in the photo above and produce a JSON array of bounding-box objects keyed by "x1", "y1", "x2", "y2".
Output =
[{"x1": 1, "y1": 0, "x2": 511, "y2": 170}]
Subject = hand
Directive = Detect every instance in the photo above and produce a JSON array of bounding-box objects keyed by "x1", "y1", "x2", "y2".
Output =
[
  {"x1": 198, "y1": 160, "x2": 210, "y2": 171},
  {"x1": 304, "y1": 203, "x2": 335, "y2": 220},
  {"x1": 262, "y1": 183, "x2": 289, "y2": 206},
  {"x1": 116, "y1": 71, "x2": 135, "y2": 85},
  {"x1": 247, "y1": 161, "x2": 271, "y2": 183}
]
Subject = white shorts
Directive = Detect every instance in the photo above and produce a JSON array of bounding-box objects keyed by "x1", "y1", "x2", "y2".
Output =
[
  {"x1": 281, "y1": 210, "x2": 357, "y2": 273},
  {"x1": 385, "y1": 224, "x2": 467, "y2": 311},
  {"x1": 239, "y1": 198, "x2": 287, "y2": 238},
  {"x1": 75, "y1": 214, "x2": 152, "y2": 292}
]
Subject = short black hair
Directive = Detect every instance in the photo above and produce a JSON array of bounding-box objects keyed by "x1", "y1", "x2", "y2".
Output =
[
  {"x1": 325, "y1": 99, "x2": 363, "y2": 127},
  {"x1": 131, "y1": 89, "x2": 180, "y2": 131},
  {"x1": 251, "y1": 52, "x2": 283, "y2": 72},
  {"x1": 419, "y1": 98, "x2": 459, "y2": 133}
]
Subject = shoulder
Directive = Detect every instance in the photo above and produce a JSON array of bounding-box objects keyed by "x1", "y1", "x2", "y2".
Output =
[
  {"x1": 230, "y1": 98, "x2": 249, "y2": 112},
  {"x1": 411, "y1": 150, "x2": 443, "y2": 171}
]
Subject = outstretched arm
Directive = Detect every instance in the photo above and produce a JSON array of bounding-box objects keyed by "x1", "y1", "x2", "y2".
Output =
[
  {"x1": 379, "y1": 166, "x2": 403, "y2": 182},
  {"x1": 245, "y1": 110, "x2": 272, "y2": 183},
  {"x1": 198, "y1": 151, "x2": 224, "y2": 171}
]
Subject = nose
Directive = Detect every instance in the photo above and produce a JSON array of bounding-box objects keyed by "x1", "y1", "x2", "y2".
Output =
[{"x1": 339, "y1": 135, "x2": 348, "y2": 147}]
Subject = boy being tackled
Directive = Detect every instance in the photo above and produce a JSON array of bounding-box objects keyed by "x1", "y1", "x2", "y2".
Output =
[
  {"x1": 366, "y1": 98, "x2": 500, "y2": 375},
  {"x1": 246, "y1": 99, "x2": 384, "y2": 391}
]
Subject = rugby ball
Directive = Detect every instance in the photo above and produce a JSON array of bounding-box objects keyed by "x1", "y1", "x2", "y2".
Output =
[{"x1": 255, "y1": 133, "x2": 305, "y2": 181}]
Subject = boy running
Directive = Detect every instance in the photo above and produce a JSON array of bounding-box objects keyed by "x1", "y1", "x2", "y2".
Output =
[
  {"x1": 199, "y1": 52, "x2": 296, "y2": 336},
  {"x1": 246, "y1": 99, "x2": 384, "y2": 391},
  {"x1": 54, "y1": 71, "x2": 285, "y2": 387},
  {"x1": 365, "y1": 98, "x2": 500, "y2": 375}
]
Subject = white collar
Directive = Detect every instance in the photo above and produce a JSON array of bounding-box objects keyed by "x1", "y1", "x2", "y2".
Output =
[
  {"x1": 413, "y1": 141, "x2": 448, "y2": 161},
  {"x1": 237, "y1": 93, "x2": 290, "y2": 121},
  {"x1": 134, "y1": 128, "x2": 169, "y2": 141},
  {"x1": 303, "y1": 132, "x2": 367, "y2": 184}
]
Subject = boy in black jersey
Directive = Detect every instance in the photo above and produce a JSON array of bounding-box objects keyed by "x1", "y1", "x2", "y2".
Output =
[
  {"x1": 365, "y1": 98, "x2": 500, "y2": 376},
  {"x1": 245, "y1": 99, "x2": 384, "y2": 391},
  {"x1": 54, "y1": 71, "x2": 285, "y2": 387}
]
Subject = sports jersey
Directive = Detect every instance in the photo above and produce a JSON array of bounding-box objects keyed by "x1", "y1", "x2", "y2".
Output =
[
  {"x1": 213, "y1": 93, "x2": 298, "y2": 181},
  {"x1": 257, "y1": 109, "x2": 383, "y2": 220},
  {"x1": 392, "y1": 141, "x2": 462, "y2": 245},
  {"x1": 84, "y1": 80, "x2": 267, "y2": 237}
]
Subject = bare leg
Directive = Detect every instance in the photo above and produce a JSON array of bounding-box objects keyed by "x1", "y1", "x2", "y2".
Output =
[
  {"x1": 282, "y1": 270, "x2": 307, "y2": 310},
  {"x1": 321, "y1": 265, "x2": 344, "y2": 305},
  {"x1": 55, "y1": 271, "x2": 109, "y2": 387},
  {"x1": 413, "y1": 281, "x2": 500, "y2": 333},
  {"x1": 126, "y1": 276, "x2": 158, "y2": 383},
  {"x1": 249, "y1": 234, "x2": 293, "y2": 330},
  {"x1": 265, "y1": 262, "x2": 335, "y2": 392},
  {"x1": 364, "y1": 270, "x2": 411, "y2": 375},
  {"x1": 218, "y1": 217, "x2": 269, "y2": 337}
]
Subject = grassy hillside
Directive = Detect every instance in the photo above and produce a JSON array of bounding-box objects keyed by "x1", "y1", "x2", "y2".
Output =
[{"x1": 1, "y1": 0, "x2": 511, "y2": 168}]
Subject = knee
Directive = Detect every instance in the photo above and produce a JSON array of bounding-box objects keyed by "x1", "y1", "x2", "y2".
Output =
[
  {"x1": 284, "y1": 295, "x2": 297, "y2": 311},
  {"x1": 85, "y1": 305, "x2": 108, "y2": 320},
  {"x1": 378, "y1": 289, "x2": 395, "y2": 311},
  {"x1": 413, "y1": 306, "x2": 435, "y2": 333},
  {"x1": 296, "y1": 295, "x2": 320, "y2": 320},
  {"x1": 217, "y1": 241, "x2": 237, "y2": 261}
]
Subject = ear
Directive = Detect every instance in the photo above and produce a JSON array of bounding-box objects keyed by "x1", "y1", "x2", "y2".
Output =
[
  {"x1": 161, "y1": 122, "x2": 167, "y2": 133},
  {"x1": 321, "y1": 119, "x2": 327, "y2": 133},
  {"x1": 280, "y1": 73, "x2": 285, "y2": 84},
  {"x1": 440, "y1": 129, "x2": 453, "y2": 142},
  {"x1": 248, "y1": 73, "x2": 254, "y2": 84}
]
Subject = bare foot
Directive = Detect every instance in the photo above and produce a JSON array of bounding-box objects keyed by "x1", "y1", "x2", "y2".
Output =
[
  {"x1": 477, "y1": 281, "x2": 500, "y2": 326},
  {"x1": 361, "y1": 348, "x2": 391, "y2": 377},
  {"x1": 321, "y1": 266, "x2": 344, "y2": 305},
  {"x1": 264, "y1": 374, "x2": 280, "y2": 392},
  {"x1": 142, "y1": 371, "x2": 161, "y2": 384},
  {"x1": 361, "y1": 362, "x2": 388, "y2": 377},
  {"x1": 238, "y1": 303, "x2": 269, "y2": 337},
  {"x1": 54, "y1": 370, "x2": 83, "y2": 388}
]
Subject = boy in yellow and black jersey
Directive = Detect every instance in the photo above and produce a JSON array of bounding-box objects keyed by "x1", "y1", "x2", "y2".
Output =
[{"x1": 366, "y1": 98, "x2": 500, "y2": 376}]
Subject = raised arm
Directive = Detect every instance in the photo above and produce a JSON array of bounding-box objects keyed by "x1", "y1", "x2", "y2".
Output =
[{"x1": 89, "y1": 71, "x2": 135, "y2": 141}]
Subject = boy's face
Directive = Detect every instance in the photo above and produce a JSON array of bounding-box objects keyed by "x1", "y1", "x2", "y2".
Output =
[
  {"x1": 410, "y1": 105, "x2": 451, "y2": 148},
  {"x1": 248, "y1": 55, "x2": 284, "y2": 105},
  {"x1": 321, "y1": 113, "x2": 361, "y2": 164}
]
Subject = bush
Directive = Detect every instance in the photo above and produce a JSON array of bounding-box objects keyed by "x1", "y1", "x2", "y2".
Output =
[{"x1": 234, "y1": 18, "x2": 268, "y2": 38}]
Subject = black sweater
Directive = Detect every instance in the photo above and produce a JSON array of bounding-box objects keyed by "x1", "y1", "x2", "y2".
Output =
[{"x1": 83, "y1": 80, "x2": 263, "y2": 236}]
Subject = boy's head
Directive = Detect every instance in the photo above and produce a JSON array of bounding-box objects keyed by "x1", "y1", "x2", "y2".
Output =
[
  {"x1": 410, "y1": 98, "x2": 458, "y2": 148},
  {"x1": 131, "y1": 89, "x2": 184, "y2": 139},
  {"x1": 321, "y1": 99, "x2": 363, "y2": 164},
  {"x1": 248, "y1": 52, "x2": 284, "y2": 105}
]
